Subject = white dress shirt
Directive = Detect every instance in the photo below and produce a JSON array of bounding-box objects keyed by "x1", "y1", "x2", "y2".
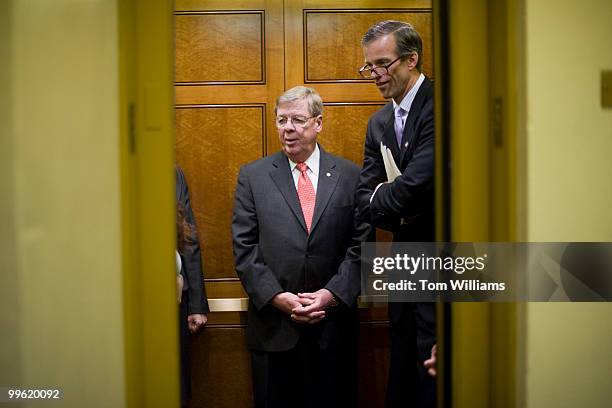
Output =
[
  {"x1": 288, "y1": 144, "x2": 320, "y2": 193},
  {"x1": 391, "y1": 73, "x2": 425, "y2": 139}
]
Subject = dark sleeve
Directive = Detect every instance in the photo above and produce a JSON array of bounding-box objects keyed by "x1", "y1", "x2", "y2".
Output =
[
  {"x1": 325, "y1": 166, "x2": 373, "y2": 307},
  {"x1": 370, "y1": 99, "x2": 434, "y2": 219},
  {"x1": 231, "y1": 166, "x2": 283, "y2": 310},
  {"x1": 176, "y1": 166, "x2": 209, "y2": 314}
]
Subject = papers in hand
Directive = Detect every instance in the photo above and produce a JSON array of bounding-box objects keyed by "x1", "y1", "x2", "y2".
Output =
[{"x1": 380, "y1": 141, "x2": 401, "y2": 182}]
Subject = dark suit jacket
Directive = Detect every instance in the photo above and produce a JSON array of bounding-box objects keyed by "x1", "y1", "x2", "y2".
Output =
[
  {"x1": 356, "y1": 77, "x2": 436, "y2": 360},
  {"x1": 357, "y1": 76, "x2": 435, "y2": 243},
  {"x1": 176, "y1": 166, "x2": 209, "y2": 315},
  {"x1": 232, "y1": 147, "x2": 370, "y2": 352}
]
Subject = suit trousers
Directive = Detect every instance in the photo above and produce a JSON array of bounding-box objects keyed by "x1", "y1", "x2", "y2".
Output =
[
  {"x1": 179, "y1": 291, "x2": 191, "y2": 408},
  {"x1": 386, "y1": 303, "x2": 436, "y2": 408},
  {"x1": 251, "y1": 331, "x2": 358, "y2": 408}
]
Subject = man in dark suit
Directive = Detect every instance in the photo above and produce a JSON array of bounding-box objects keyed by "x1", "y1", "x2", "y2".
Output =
[
  {"x1": 356, "y1": 21, "x2": 437, "y2": 408},
  {"x1": 176, "y1": 166, "x2": 209, "y2": 407},
  {"x1": 232, "y1": 86, "x2": 370, "y2": 408}
]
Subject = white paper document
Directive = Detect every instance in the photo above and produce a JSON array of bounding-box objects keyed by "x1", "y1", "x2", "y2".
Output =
[{"x1": 380, "y1": 141, "x2": 401, "y2": 182}]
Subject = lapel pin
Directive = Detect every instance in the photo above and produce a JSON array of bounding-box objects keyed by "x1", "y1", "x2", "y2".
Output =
[
  {"x1": 326, "y1": 172, "x2": 331, "y2": 177},
  {"x1": 404, "y1": 142, "x2": 409, "y2": 148}
]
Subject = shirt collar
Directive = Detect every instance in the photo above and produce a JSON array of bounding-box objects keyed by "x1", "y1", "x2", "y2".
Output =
[
  {"x1": 288, "y1": 144, "x2": 320, "y2": 174},
  {"x1": 393, "y1": 73, "x2": 425, "y2": 114}
]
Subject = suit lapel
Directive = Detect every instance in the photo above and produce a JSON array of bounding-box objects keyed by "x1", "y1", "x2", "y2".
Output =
[
  {"x1": 309, "y1": 148, "x2": 339, "y2": 235},
  {"x1": 381, "y1": 108, "x2": 401, "y2": 166},
  {"x1": 269, "y1": 152, "x2": 307, "y2": 233},
  {"x1": 399, "y1": 77, "x2": 431, "y2": 167}
]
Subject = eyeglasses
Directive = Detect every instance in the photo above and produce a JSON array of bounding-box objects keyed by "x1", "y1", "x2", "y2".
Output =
[
  {"x1": 358, "y1": 56, "x2": 402, "y2": 79},
  {"x1": 275, "y1": 115, "x2": 316, "y2": 129}
]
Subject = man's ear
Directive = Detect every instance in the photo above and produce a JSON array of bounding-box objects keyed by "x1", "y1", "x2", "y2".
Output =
[
  {"x1": 406, "y1": 52, "x2": 419, "y2": 70},
  {"x1": 314, "y1": 116, "x2": 323, "y2": 132}
]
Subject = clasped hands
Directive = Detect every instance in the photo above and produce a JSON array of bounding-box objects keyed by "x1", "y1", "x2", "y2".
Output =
[{"x1": 271, "y1": 289, "x2": 334, "y2": 324}]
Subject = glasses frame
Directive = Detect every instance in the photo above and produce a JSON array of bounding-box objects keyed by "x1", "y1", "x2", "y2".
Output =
[
  {"x1": 358, "y1": 55, "x2": 403, "y2": 79},
  {"x1": 275, "y1": 115, "x2": 317, "y2": 129}
]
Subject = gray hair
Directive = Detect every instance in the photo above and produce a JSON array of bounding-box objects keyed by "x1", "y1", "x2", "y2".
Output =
[
  {"x1": 274, "y1": 86, "x2": 323, "y2": 117},
  {"x1": 362, "y1": 20, "x2": 423, "y2": 72}
]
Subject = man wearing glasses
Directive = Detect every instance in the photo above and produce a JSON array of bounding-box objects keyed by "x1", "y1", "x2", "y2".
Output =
[
  {"x1": 232, "y1": 86, "x2": 370, "y2": 408},
  {"x1": 356, "y1": 21, "x2": 437, "y2": 408}
]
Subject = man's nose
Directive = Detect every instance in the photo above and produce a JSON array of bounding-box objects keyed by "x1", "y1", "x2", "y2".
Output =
[{"x1": 284, "y1": 119, "x2": 297, "y2": 130}]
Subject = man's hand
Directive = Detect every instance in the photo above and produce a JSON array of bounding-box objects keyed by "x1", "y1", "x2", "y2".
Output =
[
  {"x1": 424, "y1": 344, "x2": 437, "y2": 377},
  {"x1": 188, "y1": 313, "x2": 207, "y2": 333},
  {"x1": 297, "y1": 288, "x2": 335, "y2": 310},
  {"x1": 290, "y1": 289, "x2": 336, "y2": 324},
  {"x1": 271, "y1": 292, "x2": 303, "y2": 315}
]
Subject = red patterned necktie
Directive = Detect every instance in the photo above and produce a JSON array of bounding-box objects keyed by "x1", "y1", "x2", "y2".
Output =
[{"x1": 296, "y1": 162, "x2": 316, "y2": 233}]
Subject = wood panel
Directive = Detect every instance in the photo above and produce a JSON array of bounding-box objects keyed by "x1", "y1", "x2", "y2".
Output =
[
  {"x1": 305, "y1": 10, "x2": 433, "y2": 81},
  {"x1": 205, "y1": 279, "x2": 248, "y2": 298},
  {"x1": 285, "y1": 0, "x2": 432, "y2": 101},
  {"x1": 189, "y1": 327, "x2": 252, "y2": 408},
  {"x1": 175, "y1": 12, "x2": 264, "y2": 84},
  {"x1": 205, "y1": 311, "x2": 248, "y2": 326},
  {"x1": 174, "y1": 0, "x2": 285, "y2": 190},
  {"x1": 319, "y1": 103, "x2": 384, "y2": 165},
  {"x1": 176, "y1": 85, "x2": 269, "y2": 105},
  {"x1": 176, "y1": 106, "x2": 264, "y2": 279},
  {"x1": 176, "y1": 0, "x2": 272, "y2": 9},
  {"x1": 359, "y1": 322, "x2": 391, "y2": 408},
  {"x1": 175, "y1": 82, "x2": 399, "y2": 104}
]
